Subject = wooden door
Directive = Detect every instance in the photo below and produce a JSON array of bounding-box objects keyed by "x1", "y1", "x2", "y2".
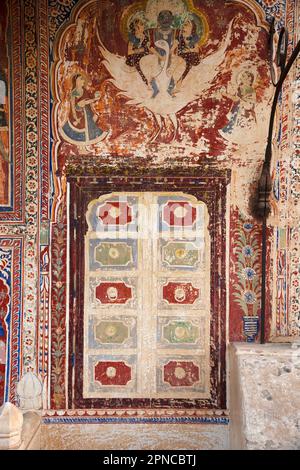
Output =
[
  {"x1": 68, "y1": 174, "x2": 228, "y2": 410},
  {"x1": 82, "y1": 192, "x2": 211, "y2": 400}
]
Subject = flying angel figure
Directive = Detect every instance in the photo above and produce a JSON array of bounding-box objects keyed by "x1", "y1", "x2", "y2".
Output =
[{"x1": 97, "y1": 20, "x2": 234, "y2": 142}]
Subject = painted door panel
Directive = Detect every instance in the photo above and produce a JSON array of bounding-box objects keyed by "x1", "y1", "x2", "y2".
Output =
[
  {"x1": 83, "y1": 192, "x2": 210, "y2": 399},
  {"x1": 69, "y1": 174, "x2": 228, "y2": 410}
]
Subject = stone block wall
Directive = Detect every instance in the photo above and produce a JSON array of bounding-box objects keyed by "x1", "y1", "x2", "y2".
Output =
[{"x1": 229, "y1": 343, "x2": 300, "y2": 450}]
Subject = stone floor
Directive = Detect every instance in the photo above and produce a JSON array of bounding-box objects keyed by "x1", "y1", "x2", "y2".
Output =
[{"x1": 41, "y1": 423, "x2": 229, "y2": 450}]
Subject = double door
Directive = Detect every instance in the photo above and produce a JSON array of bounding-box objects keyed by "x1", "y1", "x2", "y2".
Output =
[{"x1": 83, "y1": 192, "x2": 211, "y2": 399}]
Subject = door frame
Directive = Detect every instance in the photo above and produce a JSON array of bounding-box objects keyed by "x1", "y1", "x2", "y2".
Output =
[{"x1": 68, "y1": 172, "x2": 230, "y2": 410}]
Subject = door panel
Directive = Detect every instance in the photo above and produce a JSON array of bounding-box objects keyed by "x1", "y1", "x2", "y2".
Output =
[
  {"x1": 69, "y1": 174, "x2": 228, "y2": 410},
  {"x1": 83, "y1": 192, "x2": 210, "y2": 399}
]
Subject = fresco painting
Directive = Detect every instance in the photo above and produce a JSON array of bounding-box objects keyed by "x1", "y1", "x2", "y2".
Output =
[
  {"x1": 219, "y1": 67, "x2": 265, "y2": 145},
  {"x1": 0, "y1": 0, "x2": 10, "y2": 207},
  {"x1": 59, "y1": 72, "x2": 108, "y2": 152},
  {"x1": 49, "y1": 0, "x2": 276, "y2": 410},
  {"x1": 53, "y1": 0, "x2": 271, "y2": 167},
  {"x1": 0, "y1": 0, "x2": 297, "y2": 418}
]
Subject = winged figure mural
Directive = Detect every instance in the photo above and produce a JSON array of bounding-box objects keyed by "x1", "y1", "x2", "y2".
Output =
[{"x1": 97, "y1": 2, "x2": 234, "y2": 142}]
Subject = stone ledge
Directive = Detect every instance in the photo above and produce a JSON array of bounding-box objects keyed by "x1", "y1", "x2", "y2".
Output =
[
  {"x1": 229, "y1": 342, "x2": 300, "y2": 450},
  {"x1": 231, "y1": 341, "x2": 300, "y2": 357}
]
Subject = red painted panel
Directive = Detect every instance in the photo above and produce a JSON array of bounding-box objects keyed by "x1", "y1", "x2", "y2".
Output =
[
  {"x1": 94, "y1": 361, "x2": 131, "y2": 386},
  {"x1": 163, "y1": 202, "x2": 197, "y2": 227},
  {"x1": 163, "y1": 281, "x2": 199, "y2": 304},
  {"x1": 164, "y1": 360, "x2": 199, "y2": 387},
  {"x1": 98, "y1": 202, "x2": 133, "y2": 226},
  {"x1": 95, "y1": 281, "x2": 132, "y2": 304}
]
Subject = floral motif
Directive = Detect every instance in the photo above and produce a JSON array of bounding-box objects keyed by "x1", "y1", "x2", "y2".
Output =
[
  {"x1": 26, "y1": 107, "x2": 37, "y2": 119},
  {"x1": 232, "y1": 216, "x2": 262, "y2": 335},
  {"x1": 242, "y1": 267, "x2": 256, "y2": 280},
  {"x1": 26, "y1": 82, "x2": 37, "y2": 94},
  {"x1": 22, "y1": 0, "x2": 40, "y2": 373},
  {"x1": 242, "y1": 245, "x2": 253, "y2": 257},
  {"x1": 243, "y1": 223, "x2": 253, "y2": 232},
  {"x1": 26, "y1": 180, "x2": 38, "y2": 192},
  {"x1": 243, "y1": 290, "x2": 257, "y2": 304}
]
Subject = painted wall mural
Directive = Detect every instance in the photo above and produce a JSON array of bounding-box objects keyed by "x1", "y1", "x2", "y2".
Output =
[
  {"x1": 0, "y1": 1, "x2": 10, "y2": 207},
  {"x1": 47, "y1": 0, "x2": 299, "y2": 412},
  {"x1": 52, "y1": 0, "x2": 271, "y2": 169},
  {"x1": 0, "y1": 0, "x2": 299, "y2": 417}
]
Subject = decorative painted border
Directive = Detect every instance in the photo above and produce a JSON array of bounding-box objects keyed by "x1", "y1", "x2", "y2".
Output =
[
  {"x1": 0, "y1": 245, "x2": 12, "y2": 403},
  {"x1": 0, "y1": 0, "x2": 24, "y2": 222},
  {"x1": 0, "y1": 237, "x2": 23, "y2": 403},
  {"x1": 38, "y1": 245, "x2": 50, "y2": 381},
  {"x1": 38, "y1": 0, "x2": 50, "y2": 223},
  {"x1": 22, "y1": 0, "x2": 40, "y2": 376},
  {"x1": 273, "y1": 0, "x2": 300, "y2": 337},
  {"x1": 43, "y1": 407, "x2": 229, "y2": 424},
  {"x1": 43, "y1": 416, "x2": 230, "y2": 425},
  {"x1": 37, "y1": 0, "x2": 51, "y2": 389},
  {"x1": 50, "y1": 216, "x2": 68, "y2": 409},
  {"x1": 288, "y1": 0, "x2": 300, "y2": 335}
]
